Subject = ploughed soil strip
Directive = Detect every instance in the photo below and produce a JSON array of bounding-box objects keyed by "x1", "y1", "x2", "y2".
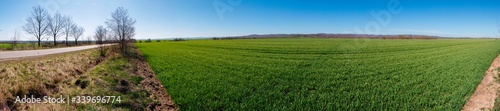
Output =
[
  {"x1": 463, "y1": 54, "x2": 500, "y2": 111},
  {"x1": 131, "y1": 48, "x2": 178, "y2": 111}
]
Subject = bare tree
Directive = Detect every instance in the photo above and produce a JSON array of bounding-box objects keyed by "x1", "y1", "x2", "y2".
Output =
[
  {"x1": 62, "y1": 16, "x2": 74, "y2": 46},
  {"x1": 22, "y1": 5, "x2": 49, "y2": 47},
  {"x1": 106, "y1": 7, "x2": 136, "y2": 53},
  {"x1": 86, "y1": 36, "x2": 92, "y2": 44},
  {"x1": 71, "y1": 25, "x2": 84, "y2": 45},
  {"x1": 94, "y1": 25, "x2": 107, "y2": 56},
  {"x1": 47, "y1": 12, "x2": 65, "y2": 46},
  {"x1": 94, "y1": 25, "x2": 107, "y2": 44},
  {"x1": 11, "y1": 31, "x2": 20, "y2": 49}
]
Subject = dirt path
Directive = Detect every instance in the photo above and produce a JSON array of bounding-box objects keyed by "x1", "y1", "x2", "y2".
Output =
[{"x1": 463, "y1": 54, "x2": 500, "y2": 111}]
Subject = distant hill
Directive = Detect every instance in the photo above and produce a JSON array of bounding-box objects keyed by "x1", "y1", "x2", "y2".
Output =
[{"x1": 211, "y1": 34, "x2": 440, "y2": 40}]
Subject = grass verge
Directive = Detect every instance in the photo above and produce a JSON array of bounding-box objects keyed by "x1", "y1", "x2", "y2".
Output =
[{"x1": 0, "y1": 46, "x2": 177, "y2": 110}]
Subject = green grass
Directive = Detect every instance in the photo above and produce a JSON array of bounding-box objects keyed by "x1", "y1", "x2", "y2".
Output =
[
  {"x1": 136, "y1": 38, "x2": 500, "y2": 110},
  {"x1": 85, "y1": 57, "x2": 152, "y2": 110},
  {"x1": 0, "y1": 43, "x2": 33, "y2": 50},
  {"x1": 0, "y1": 43, "x2": 10, "y2": 49}
]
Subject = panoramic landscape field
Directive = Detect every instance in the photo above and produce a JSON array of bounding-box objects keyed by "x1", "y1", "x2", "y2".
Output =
[
  {"x1": 1, "y1": 0, "x2": 500, "y2": 110},
  {"x1": 137, "y1": 38, "x2": 500, "y2": 110}
]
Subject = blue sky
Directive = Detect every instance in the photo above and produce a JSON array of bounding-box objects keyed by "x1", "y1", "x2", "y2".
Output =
[{"x1": 0, "y1": 0, "x2": 499, "y2": 40}]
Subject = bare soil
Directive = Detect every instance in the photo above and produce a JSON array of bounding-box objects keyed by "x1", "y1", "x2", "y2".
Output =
[
  {"x1": 463, "y1": 54, "x2": 500, "y2": 111},
  {"x1": 130, "y1": 47, "x2": 178, "y2": 111}
]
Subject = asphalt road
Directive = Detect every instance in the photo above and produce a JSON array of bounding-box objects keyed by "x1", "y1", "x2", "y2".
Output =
[{"x1": 0, "y1": 44, "x2": 113, "y2": 60}]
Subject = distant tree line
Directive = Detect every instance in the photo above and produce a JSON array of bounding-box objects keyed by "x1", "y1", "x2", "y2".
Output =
[
  {"x1": 134, "y1": 38, "x2": 186, "y2": 43},
  {"x1": 211, "y1": 34, "x2": 439, "y2": 40}
]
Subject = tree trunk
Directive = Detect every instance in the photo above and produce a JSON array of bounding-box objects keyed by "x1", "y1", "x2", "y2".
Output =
[
  {"x1": 65, "y1": 35, "x2": 68, "y2": 46},
  {"x1": 121, "y1": 38, "x2": 125, "y2": 53},
  {"x1": 53, "y1": 35, "x2": 57, "y2": 46}
]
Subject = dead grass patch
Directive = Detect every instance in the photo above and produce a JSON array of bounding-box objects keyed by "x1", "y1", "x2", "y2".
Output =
[
  {"x1": 0, "y1": 46, "x2": 177, "y2": 110},
  {"x1": 0, "y1": 49, "x2": 101, "y2": 110}
]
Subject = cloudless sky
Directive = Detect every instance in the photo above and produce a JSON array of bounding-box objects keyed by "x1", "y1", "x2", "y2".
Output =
[{"x1": 0, "y1": 0, "x2": 499, "y2": 40}]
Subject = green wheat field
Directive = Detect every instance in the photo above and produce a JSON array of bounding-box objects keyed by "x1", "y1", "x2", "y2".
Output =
[{"x1": 136, "y1": 38, "x2": 500, "y2": 110}]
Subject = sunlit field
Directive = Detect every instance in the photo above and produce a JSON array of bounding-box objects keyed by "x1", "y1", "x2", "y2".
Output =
[{"x1": 137, "y1": 38, "x2": 500, "y2": 110}]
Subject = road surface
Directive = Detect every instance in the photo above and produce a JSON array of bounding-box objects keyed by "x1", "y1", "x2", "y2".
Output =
[{"x1": 0, "y1": 44, "x2": 113, "y2": 60}]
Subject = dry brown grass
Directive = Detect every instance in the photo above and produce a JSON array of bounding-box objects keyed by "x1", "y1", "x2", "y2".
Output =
[
  {"x1": 0, "y1": 46, "x2": 176, "y2": 110},
  {"x1": 0, "y1": 49, "x2": 101, "y2": 110}
]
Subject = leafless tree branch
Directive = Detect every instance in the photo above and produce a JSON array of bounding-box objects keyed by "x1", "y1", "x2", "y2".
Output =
[
  {"x1": 94, "y1": 25, "x2": 107, "y2": 44},
  {"x1": 94, "y1": 25, "x2": 107, "y2": 56},
  {"x1": 71, "y1": 25, "x2": 84, "y2": 45},
  {"x1": 86, "y1": 36, "x2": 92, "y2": 44},
  {"x1": 62, "y1": 16, "x2": 74, "y2": 46},
  {"x1": 11, "y1": 31, "x2": 20, "y2": 49},
  {"x1": 22, "y1": 5, "x2": 49, "y2": 47},
  {"x1": 47, "y1": 12, "x2": 65, "y2": 46},
  {"x1": 106, "y1": 7, "x2": 136, "y2": 54}
]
